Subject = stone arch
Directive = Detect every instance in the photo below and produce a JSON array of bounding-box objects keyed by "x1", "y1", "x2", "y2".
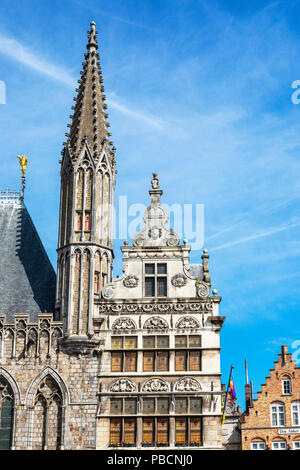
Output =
[
  {"x1": 0, "y1": 368, "x2": 21, "y2": 450},
  {"x1": 142, "y1": 378, "x2": 169, "y2": 392},
  {"x1": 175, "y1": 316, "x2": 200, "y2": 329},
  {"x1": 26, "y1": 367, "x2": 69, "y2": 450},
  {"x1": 26, "y1": 367, "x2": 69, "y2": 407},
  {"x1": 174, "y1": 377, "x2": 201, "y2": 392},
  {"x1": 111, "y1": 317, "x2": 137, "y2": 331},
  {"x1": 143, "y1": 316, "x2": 168, "y2": 330},
  {"x1": 109, "y1": 378, "x2": 137, "y2": 393},
  {"x1": 0, "y1": 368, "x2": 21, "y2": 406}
]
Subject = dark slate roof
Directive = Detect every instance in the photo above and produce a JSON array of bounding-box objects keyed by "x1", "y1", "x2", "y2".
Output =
[{"x1": 0, "y1": 195, "x2": 56, "y2": 322}]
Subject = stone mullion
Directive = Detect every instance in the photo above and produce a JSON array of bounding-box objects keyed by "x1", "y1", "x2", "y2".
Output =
[
  {"x1": 60, "y1": 404, "x2": 66, "y2": 450},
  {"x1": 88, "y1": 252, "x2": 95, "y2": 335},
  {"x1": 169, "y1": 416, "x2": 175, "y2": 447},
  {"x1": 67, "y1": 253, "x2": 75, "y2": 336},
  {"x1": 78, "y1": 252, "x2": 83, "y2": 335},
  {"x1": 81, "y1": 171, "x2": 86, "y2": 241},
  {"x1": 70, "y1": 171, "x2": 76, "y2": 243},
  {"x1": 91, "y1": 171, "x2": 96, "y2": 243}
]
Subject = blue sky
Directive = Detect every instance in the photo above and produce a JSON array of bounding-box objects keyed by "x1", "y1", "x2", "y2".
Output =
[{"x1": 0, "y1": 0, "x2": 300, "y2": 408}]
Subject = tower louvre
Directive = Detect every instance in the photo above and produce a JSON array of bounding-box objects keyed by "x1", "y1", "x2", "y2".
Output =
[{"x1": 56, "y1": 22, "x2": 116, "y2": 352}]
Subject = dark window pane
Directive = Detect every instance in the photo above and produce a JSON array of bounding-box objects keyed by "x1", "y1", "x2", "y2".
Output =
[
  {"x1": 157, "y1": 398, "x2": 169, "y2": 414},
  {"x1": 157, "y1": 351, "x2": 169, "y2": 371},
  {"x1": 176, "y1": 398, "x2": 188, "y2": 414},
  {"x1": 143, "y1": 336, "x2": 155, "y2": 348},
  {"x1": 157, "y1": 336, "x2": 169, "y2": 348},
  {"x1": 190, "y1": 398, "x2": 202, "y2": 414},
  {"x1": 189, "y1": 336, "x2": 201, "y2": 348},
  {"x1": 175, "y1": 336, "x2": 187, "y2": 348},
  {"x1": 143, "y1": 398, "x2": 155, "y2": 414},
  {"x1": 125, "y1": 399, "x2": 136, "y2": 415},
  {"x1": 145, "y1": 278, "x2": 155, "y2": 297},
  {"x1": 110, "y1": 399, "x2": 122, "y2": 415},
  {"x1": 157, "y1": 263, "x2": 167, "y2": 274},
  {"x1": 157, "y1": 277, "x2": 167, "y2": 297},
  {"x1": 145, "y1": 264, "x2": 155, "y2": 274}
]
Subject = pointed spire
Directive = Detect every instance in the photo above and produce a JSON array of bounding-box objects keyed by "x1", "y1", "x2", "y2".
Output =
[{"x1": 64, "y1": 21, "x2": 114, "y2": 161}]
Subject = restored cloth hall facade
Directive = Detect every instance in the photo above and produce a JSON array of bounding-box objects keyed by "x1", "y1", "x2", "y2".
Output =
[{"x1": 0, "y1": 22, "x2": 225, "y2": 450}]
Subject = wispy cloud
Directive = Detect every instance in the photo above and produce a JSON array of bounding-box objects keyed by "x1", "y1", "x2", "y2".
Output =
[
  {"x1": 210, "y1": 221, "x2": 300, "y2": 252},
  {"x1": 0, "y1": 32, "x2": 164, "y2": 129},
  {"x1": 0, "y1": 34, "x2": 76, "y2": 87}
]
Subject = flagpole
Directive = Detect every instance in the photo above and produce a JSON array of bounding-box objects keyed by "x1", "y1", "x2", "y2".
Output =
[{"x1": 222, "y1": 364, "x2": 234, "y2": 425}]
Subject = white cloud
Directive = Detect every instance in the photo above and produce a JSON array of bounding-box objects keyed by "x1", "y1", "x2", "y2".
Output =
[
  {"x1": 210, "y1": 221, "x2": 300, "y2": 252},
  {"x1": 0, "y1": 32, "x2": 164, "y2": 129}
]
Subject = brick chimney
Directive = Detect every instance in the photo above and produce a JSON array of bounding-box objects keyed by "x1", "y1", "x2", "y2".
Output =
[{"x1": 281, "y1": 345, "x2": 288, "y2": 365}]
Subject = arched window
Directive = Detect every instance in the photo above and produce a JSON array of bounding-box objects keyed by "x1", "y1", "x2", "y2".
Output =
[
  {"x1": 32, "y1": 375, "x2": 62, "y2": 450},
  {"x1": 251, "y1": 439, "x2": 266, "y2": 450},
  {"x1": 272, "y1": 439, "x2": 286, "y2": 450},
  {"x1": 271, "y1": 402, "x2": 285, "y2": 427},
  {"x1": 0, "y1": 377, "x2": 14, "y2": 450}
]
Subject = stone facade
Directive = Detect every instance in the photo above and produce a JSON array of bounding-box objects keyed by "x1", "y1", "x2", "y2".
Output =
[
  {"x1": 241, "y1": 345, "x2": 300, "y2": 450},
  {"x1": 0, "y1": 21, "x2": 226, "y2": 450}
]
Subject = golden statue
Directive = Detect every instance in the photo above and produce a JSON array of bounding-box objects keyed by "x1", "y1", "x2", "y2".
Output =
[{"x1": 17, "y1": 154, "x2": 28, "y2": 178}]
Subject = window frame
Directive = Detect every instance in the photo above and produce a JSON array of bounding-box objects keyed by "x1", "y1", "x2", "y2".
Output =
[
  {"x1": 282, "y1": 378, "x2": 292, "y2": 395},
  {"x1": 272, "y1": 440, "x2": 287, "y2": 450},
  {"x1": 144, "y1": 263, "x2": 168, "y2": 298},
  {"x1": 251, "y1": 441, "x2": 266, "y2": 450},
  {"x1": 270, "y1": 402, "x2": 285, "y2": 427},
  {"x1": 292, "y1": 402, "x2": 300, "y2": 426}
]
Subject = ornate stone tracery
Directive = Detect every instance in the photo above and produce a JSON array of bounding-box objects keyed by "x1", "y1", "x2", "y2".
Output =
[
  {"x1": 111, "y1": 317, "x2": 137, "y2": 330},
  {"x1": 175, "y1": 377, "x2": 201, "y2": 392},
  {"x1": 143, "y1": 316, "x2": 168, "y2": 330},
  {"x1": 142, "y1": 378, "x2": 169, "y2": 392},
  {"x1": 175, "y1": 316, "x2": 200, "y2": 329},
  {"x1": 110, "y1": 379, "x2": 136, "y2": 392}
]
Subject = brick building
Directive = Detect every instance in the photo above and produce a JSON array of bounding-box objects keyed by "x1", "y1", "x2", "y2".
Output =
[
  {"x1": 241, "y1": 345, "x2": 300, "y2": 450},
  {"x1": 0, "y1": 21, "x2": 227, "y2": 450}
]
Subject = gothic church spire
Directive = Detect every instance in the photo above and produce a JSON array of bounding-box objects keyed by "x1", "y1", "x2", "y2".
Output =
[{"x1": 64, "y1": 21, "x2": 114, "y2": 163}]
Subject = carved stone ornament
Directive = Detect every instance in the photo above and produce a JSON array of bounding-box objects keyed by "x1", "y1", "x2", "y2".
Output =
[
  {"x1": 175, "y1": 316, "x2": 200, "y2": 329},
  {"x1": 142, "y1": 378, "x2": 169, "y2": 392},
  {"x1": 132, "y1": 174, "x2": 179, "y2": 248},
  {"x1": 171, "y1": 273, "x2": 187, "y2": 288},
  {"x1": 175, "y1": 377, "x2": 201, "y2": 392},
  {"x1": 111, "y1": 317, "x2": 137, "y2": 330},
  {"x1": 123, "y1": 275, "x2": 139, "y2": 288},
  {"x1": 110, "y1": 379, "x2": 136, "y2": 392},
  {"x1": 143, "y1": 316, "x2": 168, "y2": 330},
  {"x1": 196, "y1": 281, "x2": 210, "y2": 298},
  {"x1": 102, "y1": 285, "x2": 114, "y2": 300}
]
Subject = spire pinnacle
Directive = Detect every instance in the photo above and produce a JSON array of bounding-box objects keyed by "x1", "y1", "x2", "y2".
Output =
[{"x1": 63, "y1": 22, "x2": 114, "y2": 164}]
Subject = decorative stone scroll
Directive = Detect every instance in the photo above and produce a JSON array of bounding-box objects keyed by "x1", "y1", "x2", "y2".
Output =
[
  {"x1": 111, "y1": 317, "x2": 137, "y2": 330},
  {"x1": 142, "y1": 378, "x2": 169, "y2": 392},
  {"x1": 196, "y1": 281, "x2": 210, "y2": 298},
  {"x1": 123, "y1": 275, "x2": 139, "y2": 288},
  {"x1": 143, "y1": 316, "x2": 168, "y2": 330},
  {"x1": 175, "y1": 377, "x2": 201, "y2": 392},
  {"x1": 175, "y1": 316, "x2": 200, "y2": 329},
  {"x1": 110, "y1": 379, "x2": 136, "y2": 393},
  {"x1": 102, "y1": 285, "x2": 114, "y2": 300},
  {"x1": 171, "y1": 273, "x2": 187, "y2": 288}
]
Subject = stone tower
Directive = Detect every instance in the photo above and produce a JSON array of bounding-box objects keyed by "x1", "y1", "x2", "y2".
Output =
[{"x1": 56, "y1": 22, "x2": 116, "y2": 352}]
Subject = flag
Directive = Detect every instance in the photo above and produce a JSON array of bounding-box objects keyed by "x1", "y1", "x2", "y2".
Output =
[{"x1": 229, "y1": 376, "x2": 236, "y2": 404}]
